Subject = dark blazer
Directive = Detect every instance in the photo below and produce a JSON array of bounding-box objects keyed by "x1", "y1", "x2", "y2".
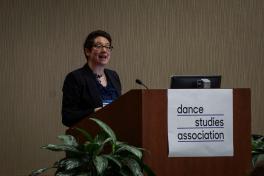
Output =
[{"x1": 61, "y1": 64, "x2": 121, "y2": 127}]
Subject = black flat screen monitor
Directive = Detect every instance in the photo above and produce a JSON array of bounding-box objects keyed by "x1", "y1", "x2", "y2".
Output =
[{"x1": 170, "y1": 75, "x2": 221, "y2": 89}]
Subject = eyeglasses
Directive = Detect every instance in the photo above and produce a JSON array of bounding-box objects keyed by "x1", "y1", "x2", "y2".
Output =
[{"x1": 93, "y1": 44, "x2": 114, "y2": 51}]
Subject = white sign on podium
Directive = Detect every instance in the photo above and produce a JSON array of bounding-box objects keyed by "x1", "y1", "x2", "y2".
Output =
[{"x1": 168, "y1": 89, "x2": 233, "y2": 157}]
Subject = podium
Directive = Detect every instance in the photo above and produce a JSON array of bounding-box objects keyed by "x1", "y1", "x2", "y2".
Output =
[{"x1": 67, "y1": 89, "x2": 251, "y2": 176}]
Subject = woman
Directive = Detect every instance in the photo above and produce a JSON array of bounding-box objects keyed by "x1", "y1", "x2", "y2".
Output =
[{"x1": 62, "y1": 30, "x2": 121, "y2": 127}]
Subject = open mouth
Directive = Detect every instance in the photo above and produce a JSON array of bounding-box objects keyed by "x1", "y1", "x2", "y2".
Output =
[{"x1": 99, "y1": 55, "x2": 108, "y2": 59}]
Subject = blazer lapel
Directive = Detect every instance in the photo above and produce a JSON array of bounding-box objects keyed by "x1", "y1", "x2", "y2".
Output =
[{"x1": 82, "y1": 64, "x2": 102, "y2": 106}]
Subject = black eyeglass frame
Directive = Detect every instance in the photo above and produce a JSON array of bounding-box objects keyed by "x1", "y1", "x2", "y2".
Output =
[{"x1": 92, "y1": 44, "x2": 114, "y2": 51}]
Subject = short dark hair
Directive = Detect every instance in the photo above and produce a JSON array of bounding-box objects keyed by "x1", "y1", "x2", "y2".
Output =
[{"x1": 83, "y1": 30, "x2": 112, "y2": 50}]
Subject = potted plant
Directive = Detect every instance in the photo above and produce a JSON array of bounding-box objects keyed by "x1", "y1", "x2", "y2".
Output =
[
  {"x1": 29, "y1": 118, "x2": 155, "y2": 176},
  {"x1": 252, "y1": 134, "x2": 264, "y2": 167}
]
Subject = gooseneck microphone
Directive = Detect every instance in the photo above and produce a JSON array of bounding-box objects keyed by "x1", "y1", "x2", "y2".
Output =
[{"x1": 135, "y1": 79, "x2": 149, "y2": 89}]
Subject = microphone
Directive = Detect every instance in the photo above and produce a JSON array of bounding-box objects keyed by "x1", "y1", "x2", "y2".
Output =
[{"x1": 135, "y1": 79, "x2": 149, "y2": 89}]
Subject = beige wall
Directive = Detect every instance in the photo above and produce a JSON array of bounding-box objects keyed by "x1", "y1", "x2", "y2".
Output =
[{"x1": 0, "y1": 0, "x2": 263, "y2": 175}]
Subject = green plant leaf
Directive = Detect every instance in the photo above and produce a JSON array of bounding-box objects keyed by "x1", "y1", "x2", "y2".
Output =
[
  {"x1": 93, "y1": 155, "x2": 108, "y2": 175},
  {"x1": 252, "y1": 134, "x2": 264, "y2": 168},
  {"x1": 256, "y1": 154, "x2": 264, "y2": 164},
  {"x1": 116, "y1": 141, "x2": 126, "y2": 145},
  {"x1": 42, "y1": 144, "x2": 81, "y2": 153},
  {"x1": 121, "y1": 158, "x2": 143, "y2": 176},
  {"x1": 84, "y1": 142, "x2": 101, "y2": 155},
  {"x1": 57, "y1": 135, "x2": 78, "y2": 147},
  {"x1": 29, "y1": 167, "x2": 51, "y2": 176},
  {"x1": 83, "y1": 137, "x2": 111, "y2": 156},
  {"x1": 74, "y1": 173, "x2": 91, "y2": 176},
  {"x1": 90, "y1": 118, "x2": 117, "y2": 144},
  {"x1": 95, "y1": 137, "x2": 113, "y2": 156},
  {"x1": 252, "y1": 154, "x2": 259, "y2": 167},
  {"x1": 58, "y1": 158, "x2": 83, "y2": 170},
  {"x1": 142, "y1": 163, "x2": 156, "y2": 176},
  {"x1": 103, "y1": 155, "x2": 122, "y2": 168},
  {"x1": 94, "y1": 131, "x2": 108, "y2": 144},
  {"x1": 75, "y1": 128, "x2": 94, "y2": 142},
  {"x1": 77, "y1": 173, "x2": 91, "y2": 176},
  {"x1": 116, "y1": 144, "x2": 143, "y2": 159},
  {"x1": 55, "y1": 171, "x2": 76, "y2": 176},
  {"x1": 252, "y1": 136, "x2": 264, "y2": 151},
  {"x1": 119, "y1": 169, "x2": 131, "y2": 176},
  {"x1": 56, "y1": 170, "x2": 90, "y2": 176}
]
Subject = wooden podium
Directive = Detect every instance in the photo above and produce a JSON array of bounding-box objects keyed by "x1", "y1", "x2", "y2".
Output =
[{"x1": 67, "y1": 89, "x2": 251, "y2": 176}]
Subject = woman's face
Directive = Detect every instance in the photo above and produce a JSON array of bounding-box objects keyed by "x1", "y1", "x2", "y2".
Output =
[{"x1": 86, "y1": 36, "x2": 112, "y2": 66}]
